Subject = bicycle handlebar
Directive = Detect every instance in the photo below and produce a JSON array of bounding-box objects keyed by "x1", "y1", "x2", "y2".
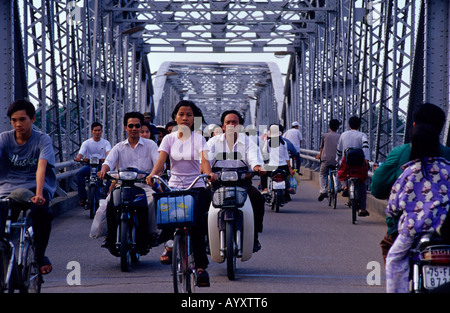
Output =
[{"x1": 151, "y1": 174, "x2": 210, "y2": 192}]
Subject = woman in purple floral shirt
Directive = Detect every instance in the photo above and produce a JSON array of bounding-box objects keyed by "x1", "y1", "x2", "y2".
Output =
[{"x1": 385, "y1": 124, "x2": 450, "y2": 293}]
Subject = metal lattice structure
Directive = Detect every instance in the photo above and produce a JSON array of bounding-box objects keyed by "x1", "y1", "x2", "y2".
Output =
[
  {"x1": 0, "y1": 0, "x2": 449, "y2": 170},
  {"x1": 152, "y1": 61, "x2": 284, "y2": 127}
]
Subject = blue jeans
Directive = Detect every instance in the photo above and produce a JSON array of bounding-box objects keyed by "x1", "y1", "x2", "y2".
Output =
[
  {"x1": 76, "y1": 165, "x2": 91, "y2": 200},
  {"x1": 77, "y1": 165, "x2": 105, "y2": 200}
]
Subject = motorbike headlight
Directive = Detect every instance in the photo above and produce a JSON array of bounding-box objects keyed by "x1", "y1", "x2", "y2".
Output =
[
  {"x1": 119, "y1": 171, "x2": 138, "y2": 180},
  {"x1": 221, "y1": 171, "x2": 238, "y2": 182},
  {"x1": 107, "y1": 171, "x2": 120, "y2": 180},
  {"x1": 89, "y1": 157, "x2": 99, "y2": 165}
]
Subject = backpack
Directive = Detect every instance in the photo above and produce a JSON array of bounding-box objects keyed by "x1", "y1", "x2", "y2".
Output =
[{"x1": 344, "y1": 147, "x2": 365, "y2": 166}]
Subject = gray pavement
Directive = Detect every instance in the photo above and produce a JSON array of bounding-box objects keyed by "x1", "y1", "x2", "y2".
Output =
[{"x1": 42, "y1": 169, "x2": 388, "y2": 293}]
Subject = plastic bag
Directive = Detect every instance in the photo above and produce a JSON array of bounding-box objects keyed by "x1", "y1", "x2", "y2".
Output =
[
  {"x1": 294, "y1": 171, "x2": 301, "y2": 185},
  {"x1": 288, "y1": 175, "x2": 297, "y2": 194},
  {"x1": 90, "y1": 199, "x2": 107, "y2": 239}
]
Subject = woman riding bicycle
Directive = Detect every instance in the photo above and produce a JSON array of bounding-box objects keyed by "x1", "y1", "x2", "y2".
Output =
[{"x1": 146, "y1": 100, "x2": 216, "y2": 287}]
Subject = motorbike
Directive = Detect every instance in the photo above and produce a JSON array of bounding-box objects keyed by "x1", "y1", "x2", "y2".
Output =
[
  {"x1": 208, "y1": 153, "x2": 255, "y2": 280},
  {"x1": 409, "y1": 233, "x2": 450, "y2": 293},
  {"x1": 105, "y1": 168, "x2": 152, "y2": 272},
  {"x1": 264, "y1": 167, "x2": 290, "y2": 213},
  {"x1": 76, "y1": 157, "x2": 106, "y2": 219}
]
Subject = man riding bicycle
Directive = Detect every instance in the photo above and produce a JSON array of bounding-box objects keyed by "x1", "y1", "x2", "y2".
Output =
[
  {"x1": 0, "y1": 99, "x2": 57, "y2": 276},
  {"x1": 336, "y1": 116, "x2": 370, "y2": 217},
  {"x1": 316, "y1": 119, "x2": 341, "y2": 201}
]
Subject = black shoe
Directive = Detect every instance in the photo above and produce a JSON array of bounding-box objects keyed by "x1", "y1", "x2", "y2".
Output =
[
  {"x1": 253, "y1": 239, "x2": 262, "y2": 253},
  {"x1": 197, "y1": 269, "x2": 210, "y2": 287},
  {"x1": 318, "y1": 193, "x2": 327, "y2": 201},
  {"x1": 148, "y1": 234, "x2": 159, "y2": 248},
  {"x1": 78, "y1": 198, "x2": 86, "y2": 207},
  {"x1": 342, "y1": 188, "x2": 349, "y2": 197},
  {"x1": 358, "y1": 209, "x2": 370, "y2": 217}
]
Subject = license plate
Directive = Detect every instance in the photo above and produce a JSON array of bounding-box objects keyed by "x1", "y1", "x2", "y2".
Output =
[
  {"x1": 423, "y1": 265, "x2": 450, "y2": 289},
  {"x1": 272, "y1": 181, "x2": 285, "y2": 189}
]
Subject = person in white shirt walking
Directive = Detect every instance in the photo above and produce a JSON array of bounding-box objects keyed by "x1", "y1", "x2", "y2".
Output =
[
  {"x1": 75, "y1": 122, "x2": 111, "y2": 206},
  {"x1": 283, "y1": 121, "x2": 303, "y2": 171}
]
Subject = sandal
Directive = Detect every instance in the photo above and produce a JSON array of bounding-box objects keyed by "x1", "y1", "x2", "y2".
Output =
[
  {"x1": 196, "y1": 268, "x2": 210, "y2": 287},
  {"x1": 39, "y1": 256, "x2": 53, "y2": 275},
  {"x1": 160, "y1": 246, "x2": 172, "y2": 265}
]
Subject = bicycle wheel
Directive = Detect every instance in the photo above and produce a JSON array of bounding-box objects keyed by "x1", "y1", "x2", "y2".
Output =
[
  {"x1": 330, "y1": 174, "x2": 337, "y2": 210},
  {"x1": 20, "y1": 233, "x2": 41, "y2": 293},
  {"x1": 0, "y1": 239, "x2": 11, "y2": 292},
  {"x1": 173, "y1": 232, "x2": 191, "y2": 293},
  {"x1": 226, "y1": 221, "x2": 236, "y2": 281},
  {"x1": 327, "y1": 172, "x2": 333, "y2": 207},
  {"x1": 350, "y1": 181, "x2": 359, "y2": 224}
]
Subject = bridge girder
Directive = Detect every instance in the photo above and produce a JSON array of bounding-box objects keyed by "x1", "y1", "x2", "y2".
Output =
[
  {"x1": 152, "y1": 61, "x2": 284, "y2": 127},
  {"x1": 0, "y1": 0, "x2": 448, "y2": 170}
]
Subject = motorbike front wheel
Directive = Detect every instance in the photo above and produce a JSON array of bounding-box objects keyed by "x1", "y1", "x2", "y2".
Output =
[
  {"x1": 87, "y1": 185, "x2": 97, "y2": 219},
  {"x1": 271, "y1": 190, "x2": 281, "y2": 213},
  {"x1": 120, "y1": 220, "x2": 135, "y2": 272},
  {"x1": 226, "y1": 221, "x2": 236, "y2": 281}
]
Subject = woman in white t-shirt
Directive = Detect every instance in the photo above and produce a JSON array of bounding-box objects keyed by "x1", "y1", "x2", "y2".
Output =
[{"x1": 147, "y1": 100, "x2": 216, "y2": 287}]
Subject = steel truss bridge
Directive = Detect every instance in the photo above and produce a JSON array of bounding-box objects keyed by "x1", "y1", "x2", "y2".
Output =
[{"x1": 0, "y1": 0, "x2": 449, "y2": 171}]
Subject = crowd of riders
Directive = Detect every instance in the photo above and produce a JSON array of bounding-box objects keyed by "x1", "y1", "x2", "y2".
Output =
[{"x1": 1, "y1": 99, "x2": 449, "y2": 292}]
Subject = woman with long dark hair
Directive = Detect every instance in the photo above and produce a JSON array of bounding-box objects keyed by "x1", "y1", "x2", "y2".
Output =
[
  {"x1": 147, "y1": 100, "x2": 216, "y2": 287},
  {"x1": 385, "y1": 123, "x2": 450, "y2": 292}
]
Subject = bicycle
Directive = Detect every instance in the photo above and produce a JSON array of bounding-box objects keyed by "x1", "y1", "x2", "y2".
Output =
[
  {"x1": 327, "y1": 166, "x2": 338, "y2": 210},
  {"x1": 0, "y1": 193, "x2": 42, "y2": 293},
  {"x1": 152, "y1": 174, "x2": 209, "y2": 293},
  {"x1": 347, "y1": 177, "x2": 361, "y2": 224}
]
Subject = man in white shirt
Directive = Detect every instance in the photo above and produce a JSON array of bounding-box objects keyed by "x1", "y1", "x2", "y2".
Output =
[
  {"x1": 336, "y1": 116, "x2": 370, "y2": 216},
  {"x1": 98, "y1": 112, "x2": 160, "y2": 253},
  {"x1": 283, "y1": 121, "x2": 303, "y2": 171},
  {"x1": 206, "y1": 110, "x2": 266, "y2": 252},
  {"x1": 75, "y1": 122, "x2": 111, "y2": 206}
]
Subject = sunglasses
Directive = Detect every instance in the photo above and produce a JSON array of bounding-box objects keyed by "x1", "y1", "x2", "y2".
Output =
[{"x1": 127, "y1": 123, "x2": 141, "y2": 129}]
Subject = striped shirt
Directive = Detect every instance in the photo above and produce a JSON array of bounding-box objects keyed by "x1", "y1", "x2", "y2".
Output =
[{"x1": 336, "y1": 129, "x2": 370, "y2": 161}]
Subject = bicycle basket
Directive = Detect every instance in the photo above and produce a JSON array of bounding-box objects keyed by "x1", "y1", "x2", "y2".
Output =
[
  {"x1": 212, "y1": 186, "x2": 247, "y2": 208},
  {"x1": 154, "y1": 190, "x2": 199, "y2": 228}
]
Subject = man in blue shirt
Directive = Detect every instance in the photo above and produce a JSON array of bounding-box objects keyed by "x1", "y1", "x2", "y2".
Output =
[{"x1": 0, "y1": 99, "x2": 57, "y2": 275}]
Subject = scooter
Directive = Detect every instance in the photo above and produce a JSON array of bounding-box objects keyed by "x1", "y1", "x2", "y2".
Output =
[
  {"x1": 105, "y1": 168, "x2": 152, "y2": 272},
  {"x1": 208, "y1": 154, "x2": 254, "y2": 280},
  {"x1": 409, "y1": 232, "x2": 450, "y2": 293},
  {"x1": 264, "y1": 168, "x2": 289, "y2": 213},
  {"x1": 76, "y1": 157, "x2": 105, "y2": 219}
]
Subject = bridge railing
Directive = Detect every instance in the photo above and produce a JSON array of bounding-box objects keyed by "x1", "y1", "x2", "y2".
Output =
[
  {"x1": 54, "y1": 160, "x2": 78, "y2": 197},
  {"x1": 299, "y1": 149, "x2": 374, "y2": 178},
  {"x1": 52, "y1": 149, "x2": 375, "y2": 199}
]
